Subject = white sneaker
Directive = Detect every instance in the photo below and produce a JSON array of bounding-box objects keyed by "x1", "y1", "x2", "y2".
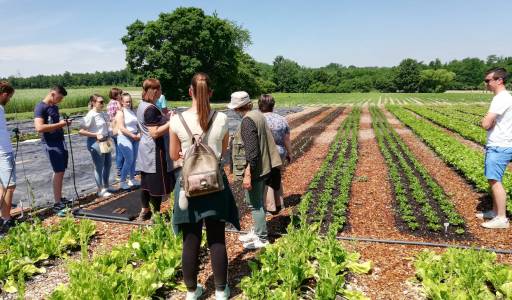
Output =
[
  {"x1": 481, "y1": 216, "x2": 510, "y2": 229},
  {"x1": 476, "y1": 210, "x2": 497, "y2": 220},
  {"x1": 120, "y1": 182, "x2": 131, "y2": 190},
  {"x1": 243, "y1": 237, "x2": 269, "y2": 250},
  {"x1": 128, "y1": 179, "x2": 140, "y2": 187},
  {"x1": 215, "y1": 285, "x2": 230, "y2": 300},
  {"x1": 97, "y1": 188, "x2": 112, "y2": 198},
  {"x1": 185, "y1": 284, "x2": 203, "y2": 300},
  {"x1": 238, "y1": 229, "x2": 257, "y2": 243}
]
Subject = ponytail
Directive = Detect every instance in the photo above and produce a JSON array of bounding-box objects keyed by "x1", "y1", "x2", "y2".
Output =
[{"x1": 191, "y1": 73, "x2": 212, "y2": 132}]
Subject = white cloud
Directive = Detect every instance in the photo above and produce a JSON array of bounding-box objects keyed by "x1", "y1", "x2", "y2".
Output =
[{"x1": 0, "y1": 40, "x2": 126, "y2": 77}]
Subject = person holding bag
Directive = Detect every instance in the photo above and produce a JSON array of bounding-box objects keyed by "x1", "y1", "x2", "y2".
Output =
[
  {"x1": 169, "y1": 73, "x2": 239, "y2": 300},
  {"x1": 79, "y1": 94, "x2": 113, "y2": 197}
]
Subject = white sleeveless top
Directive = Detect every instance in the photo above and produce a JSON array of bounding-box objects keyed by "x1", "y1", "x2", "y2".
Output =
[
  {"x1": 169, "y1": 110, "x2": 228, "y2": 159},
  {"x1": 122, "y1": 108, "x2": 138, "y2": 134}
]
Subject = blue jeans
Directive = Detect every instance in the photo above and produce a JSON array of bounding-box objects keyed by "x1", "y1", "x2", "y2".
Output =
[
  {"x1": 113, "y1": 136, "x2": 124, "y2": 176},
  {"x1": 117, "y1": 134, "x2": 139, "y2": 182},
  {"x1": 87, "y1": 137, "x2": 112, "y2": 189}
]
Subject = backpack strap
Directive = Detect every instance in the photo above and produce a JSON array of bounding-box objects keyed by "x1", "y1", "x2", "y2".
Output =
[
  {"x1": 178, "y1": 110, "x2": 218, "y2": 143},
  {"x1": 178, "y1": 112, "x2": 195, "y2": 141}
]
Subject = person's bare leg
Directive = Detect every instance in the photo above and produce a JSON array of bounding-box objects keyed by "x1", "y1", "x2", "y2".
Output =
[
  {"x1": 53, "y1": 172, "x2": 64, "y2": 203},
  {"x1": 489, "y1": 179, "x2": 507, "y2": 217},
  {"x1": 0, "y1": 186, "x2": 14, "y2": 220}
]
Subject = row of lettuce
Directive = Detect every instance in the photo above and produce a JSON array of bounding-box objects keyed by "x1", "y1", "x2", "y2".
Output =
[{"x1": 370, "y1": 106, "x2": 465, "y2": 234}]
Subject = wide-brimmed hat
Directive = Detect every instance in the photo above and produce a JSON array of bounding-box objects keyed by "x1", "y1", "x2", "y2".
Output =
[{"x1": 227, "y1": 91, "x2": 251, "y2": 109}]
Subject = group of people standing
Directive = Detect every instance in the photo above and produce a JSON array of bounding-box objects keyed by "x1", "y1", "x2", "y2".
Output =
[{"x1": 0, "y1": 72, "x2": 292, "y2": 299}]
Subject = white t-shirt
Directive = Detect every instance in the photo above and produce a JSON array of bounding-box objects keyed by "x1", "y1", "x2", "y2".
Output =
[
  {"x1": 80, "y1": 110, "x2": 110, "y2": 136},
  {"x1": 487, "y1": 90, "x2": 512, "y2": 147},
  {"x1": 169, "y1": 110, "x2": 228, "y2": 159},
  {"x1": 0, "y1": 106, "x2": 12, "y2": 154},
  {"x1": 120, "y1": 108, "x2": 138, "y2": 135}
]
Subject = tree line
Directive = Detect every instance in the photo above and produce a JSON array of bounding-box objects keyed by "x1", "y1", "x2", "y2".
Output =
[{"x1": 2, "y1": 7, "x2": 511, "y2": 100}]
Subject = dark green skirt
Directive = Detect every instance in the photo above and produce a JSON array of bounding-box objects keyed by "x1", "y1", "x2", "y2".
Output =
[{"x1": 172, "y1": 170, "x2": 241, "y2": 233}]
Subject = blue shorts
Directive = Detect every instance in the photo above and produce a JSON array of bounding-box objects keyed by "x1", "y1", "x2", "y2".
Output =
[
  {"x1": 484, "y1": 146, "x2": 512, "y2": 181},
  {"x1": 42, "y1": 140, "x2": 68, "y2": 173},
  {"x1": 0, "y1": 152, "x2": 16, "y2": 188}
]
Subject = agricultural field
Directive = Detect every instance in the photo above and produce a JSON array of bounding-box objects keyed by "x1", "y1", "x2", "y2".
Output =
[{"x1": 4, "y1": 92, "x2": 512, "y2": 300}]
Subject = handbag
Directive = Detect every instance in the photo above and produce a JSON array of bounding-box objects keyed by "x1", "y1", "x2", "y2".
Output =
[{"x1": 98, "y1": 137, "x2": 113, "y2": 153}]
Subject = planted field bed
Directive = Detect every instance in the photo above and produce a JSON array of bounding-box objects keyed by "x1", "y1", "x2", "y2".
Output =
[
  {"x1": 405, "y1": 105, "x2": 486, "y2": 145},
  {"x1": 388, "y1": 105, "x2": 512, "y2": 213},
  {"x1": 0, "y1": 218, "x2": 95, "y2": 297},
  {"x1": 370, "y1": 107, "x2": 466, "y2": 237},
  {"x1": 296, "y1": 107, "x2": 360, "y2": 235}
]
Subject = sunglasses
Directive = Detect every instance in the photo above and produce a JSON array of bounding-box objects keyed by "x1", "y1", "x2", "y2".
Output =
[
  {"x1": 96, "y1": 101, "x2": 105, "y2": 104},
  {"x1": 484, "y1": 78, "x2": 501, "y2": 83}
]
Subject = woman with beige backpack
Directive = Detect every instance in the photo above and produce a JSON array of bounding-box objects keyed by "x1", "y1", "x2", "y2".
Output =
[{"x1": 169, "y1": 72, "x2": 239, "y2": 300}]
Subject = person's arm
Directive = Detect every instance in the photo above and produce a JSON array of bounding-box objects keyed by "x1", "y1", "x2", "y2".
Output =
[
  {"x1": 482, "y1": 113, "x2": 498, "y2": 130},
  {"x1": 169, "y1": 130, "x2": 182, "y2": 161},
  {"x1": 78, "y1": 128, "x2": 98, "y2": 138},
  {"x1": 34, "y1": 118, "x2": 68, "y2": 133},
  {"x1": 221, "y1": 132, "x2": 229, "y2": 158},
  {"x1": 148, "y1": 122, "x2": 170, "y2": 139},
  {"x1": 284, "y1": 132, "x2": 292, "y2": 162},
  {"x1": 78, "y1": 112, "x2": 100, "y2": 138}
]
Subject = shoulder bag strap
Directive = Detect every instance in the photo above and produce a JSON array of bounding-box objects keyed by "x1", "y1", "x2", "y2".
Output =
[{"x1": 178, "y1": 112, "x2": 195, "y2": 142}]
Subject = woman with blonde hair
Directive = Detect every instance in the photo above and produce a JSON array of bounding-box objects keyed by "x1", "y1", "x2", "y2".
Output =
[
  {"x1": 135, "y1": 79, "x2": 174, "y2": 220},
  {"x1": 115, "y1": 93, "x2": 140, "y2": 190},
  {"x1": 169, "y1": 72, "x2": 239, "y2": 300}
]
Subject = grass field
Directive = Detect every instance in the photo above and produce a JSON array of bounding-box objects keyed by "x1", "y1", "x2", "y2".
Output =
[{"x1": 6, "y1": 88, "x2": 494, "y2": 120}]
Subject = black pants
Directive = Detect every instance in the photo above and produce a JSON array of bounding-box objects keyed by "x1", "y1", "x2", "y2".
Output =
[
  {"x1": 180, "y1": 218, "x2": 227, "y2": 292},
  {"x1": 141, "y1": 190, "x2": 162, "y2": 212}
]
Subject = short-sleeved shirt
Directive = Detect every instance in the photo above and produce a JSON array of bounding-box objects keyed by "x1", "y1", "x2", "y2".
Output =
[
  {"x1": 169, "y1": 110, "x2": 228, "y2": 159},
  {"x1": 487, "y1": 90, "x2": 512, "y2": 147},
  {"x1": 107, "y1": 99, "x2": 120, "y2": 122},
  {"x1": 0, "y1": 106, "x2": 12, "y2": 154},
  {"x1": 80, "y1": 110, "x2": 110, "y2": 136},
  {"x1": 34, "y1": 101, "x2": 64, "y2": 144},
  {"x1": 263, "y1": 112, "x2": 290, "y2": 156}
]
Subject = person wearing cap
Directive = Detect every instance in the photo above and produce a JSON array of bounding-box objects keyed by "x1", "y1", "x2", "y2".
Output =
[{"x1": 229, "y1": 91, "x2": 282, "y2": 249}]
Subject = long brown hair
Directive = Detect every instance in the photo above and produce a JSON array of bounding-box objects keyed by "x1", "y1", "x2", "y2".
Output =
[
  {"x1": 191, "y1": 73, "x2": 212, "y2": 132},
  {"x1": 142, "y1": 78, "x2": 161, "y2": 102}
]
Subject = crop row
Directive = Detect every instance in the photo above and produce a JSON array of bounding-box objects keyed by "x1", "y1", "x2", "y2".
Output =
[
  {"x1": 428, "y1": 105, "x2": 482, "y2": 127},
  {"x1": 287, "y1": 107, "x2": 330, "y2": 128},
  {"x1": 300, "y1": 107, "x2": 360, "y2": 235},
  {"x1": 49, "y1": 212, "x2": 181, "y2": 299},
  {"x1": 453, "y1": 104, "x2": 487, "y2": 117},
  {"x1": 241, "y1": 107, "x2": 371, "y2": 299},
  {"x1": 414, "y1": 248, "x2": 512, "y2": 299},
  {"x1": 405, "y1": 105, "x2": 486, "y2": 145},
  {"x1": 371, "y1": 107, "x2": 465, "y2": 235},
  {"x1": 388, "y1": 106, "x2": 512, "y2": 213},
  {"x1": 0, "y1": 218, "x2": 96, "y2": 297}
]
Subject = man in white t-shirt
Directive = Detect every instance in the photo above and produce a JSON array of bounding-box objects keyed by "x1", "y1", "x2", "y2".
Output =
[
  {"x1": 478, "y1": 68, "x2": 512, "y2": 229},
  {"x1": 0, "y1": 81, "x2": 16, "y2": 233}
]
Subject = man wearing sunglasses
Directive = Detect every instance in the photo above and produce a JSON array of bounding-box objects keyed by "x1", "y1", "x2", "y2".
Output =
[
  {"x1": 478, "y1": 68, "x2": 512, "y2": 229},
  {"x1": 34, "y1": 85, "x2": 72, "y2": 212}
]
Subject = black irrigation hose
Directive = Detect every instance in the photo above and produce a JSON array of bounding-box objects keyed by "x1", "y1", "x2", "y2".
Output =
[{"x1": 62, "y1": 114, "x2": 80, "y2": 204}]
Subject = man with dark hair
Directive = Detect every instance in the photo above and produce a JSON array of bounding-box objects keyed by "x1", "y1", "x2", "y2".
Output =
[
  {"x1": 0, "y1": 81, "x2": 16, "y2": 232},
  {"x1": 478, "y1": 67, "x2": 512, "y2": 228},
  {"x1": 34, "y1": 85, "x2": 72, "y2": 212}
]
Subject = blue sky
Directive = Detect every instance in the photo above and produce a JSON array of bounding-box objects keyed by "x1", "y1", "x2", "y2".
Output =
[{"x1": 1, "y1": 0, "x2": 511, "y2": 77}]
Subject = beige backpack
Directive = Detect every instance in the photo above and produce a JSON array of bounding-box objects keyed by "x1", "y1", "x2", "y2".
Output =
[{"x1": 178, "y1": 111, "x2": 224, "y2": 197}]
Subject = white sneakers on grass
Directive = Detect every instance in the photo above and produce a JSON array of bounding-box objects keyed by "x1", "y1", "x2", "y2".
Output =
[
  {"x1": 238, "y1": 229, "x2": 269, "y2": 249},
  {"x1": 238, "y1": 229, "x2": 257, "y2": 243},
  {"x1": 481, "y1": 216, "x2": 510, "y2": 229}
]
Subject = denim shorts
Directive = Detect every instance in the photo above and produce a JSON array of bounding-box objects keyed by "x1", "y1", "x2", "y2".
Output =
[
  {"x1": 0, "y1": 152, "x2": 16, "y2": 187},
  {"x1": 42, "y1": 140, "x2": 68, "y2": 173},
  {"x1": 484, "y1": 146, "x2": 512, "y2": 181}
]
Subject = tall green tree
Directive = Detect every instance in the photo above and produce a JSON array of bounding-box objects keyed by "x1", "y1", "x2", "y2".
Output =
[
  {"x1": 393, "y1": 58, "x2": 421, "y2": 92},
  {"x1": 272, "y1": 56, "x2": 301, "y2": 92},
  {"x1": 419, "y1": 69, "x2": 456, "y2": 92},
  {"x1": 121, "y1": 7, "x2": 253, "y2": 100}
]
